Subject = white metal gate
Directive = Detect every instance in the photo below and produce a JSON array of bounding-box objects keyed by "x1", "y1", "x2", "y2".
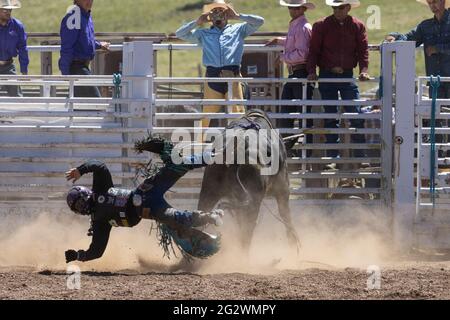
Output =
[{"x1": 1, "y1": 40, "x2": 446, "y2": 251}]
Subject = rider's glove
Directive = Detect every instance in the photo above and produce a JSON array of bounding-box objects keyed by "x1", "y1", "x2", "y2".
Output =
[{"x1": 65, "y1": 250, "x2": 78, "y2": 263}]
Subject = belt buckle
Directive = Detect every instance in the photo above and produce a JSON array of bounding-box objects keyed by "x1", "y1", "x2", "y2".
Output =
[
  {"x1": 220, "y1": 70, "x2": 236, "y2": 78},
  {"x1": 331, "y1": 67, "x2": 344, "y2": 74}
]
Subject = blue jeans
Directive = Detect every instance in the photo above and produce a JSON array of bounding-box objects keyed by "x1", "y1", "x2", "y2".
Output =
[
  {"x1": 137, "y1": 154, "x2": 209, "y2": 228},
  {"x1": 319, "y1": 70, "x2": 366, "y2": 158},
  {"x1": 280, "y1": 69, "x2": 314, "y2": 155}
]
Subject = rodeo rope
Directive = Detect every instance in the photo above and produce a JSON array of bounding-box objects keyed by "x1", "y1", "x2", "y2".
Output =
[
  {"x1": 113, "y1": 72, "x2": 122, "y2": 112},
  {"x1": 429, "y1": 75, "x2": 440, "y2": 209}
]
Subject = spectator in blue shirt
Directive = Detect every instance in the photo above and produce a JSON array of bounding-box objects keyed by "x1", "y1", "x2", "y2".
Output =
[
  {"x1": 387, "y1": 0, "x2": 450, "y2": 156},
  {"x1": 0, "y1": 0, "x2": 28, "y2": 97},
  {"x1": 59, "y1": 0, "x2": 110, "y2": 97},
  {"x1": 176, "y1": 0, "x2": 264, "y2": 128}
]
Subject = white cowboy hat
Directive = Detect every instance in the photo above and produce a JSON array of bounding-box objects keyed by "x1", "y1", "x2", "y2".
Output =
[
  {"x1": 417, "y1": 0, "x2": 450, "y2": 8},
  {"x1": 280, "y1": 0, "x2": 316, "y2": 10},
  {"x1": 0, "y1": 0, "x2": 21, "y2": 9},
  {"x1": 325, "y1": 0, "x2": 360, "y2": 8},
  {"x1": 203, "y1": 0, "x2": 234, "y2": 14}
]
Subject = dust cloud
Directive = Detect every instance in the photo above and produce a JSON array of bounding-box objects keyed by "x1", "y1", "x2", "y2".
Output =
[
  {"x1": 197, "y1": 204, "x2": 395, "y2": 274},
  {"x1": 0, "y1": 204, "x2": 395, "y2": 274}
]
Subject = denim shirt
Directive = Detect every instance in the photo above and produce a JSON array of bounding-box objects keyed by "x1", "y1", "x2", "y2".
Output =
[
  {"x1": 390, "y1": 9, "x2": 450, "y2": 77},
  {"x1": 59, "y1": 5, "x2": 101, "y2": 75},
  {"x1": 0, "y1": 18, "x2": 29, "y2": 74},
  {"x1": 175, "y1": 14, "x2": 264, "y2": 68}
]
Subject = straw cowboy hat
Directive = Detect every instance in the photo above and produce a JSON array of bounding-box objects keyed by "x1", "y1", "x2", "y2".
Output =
[
  {"x1": 417, "y1": 0, "x2": 450, "y2": 8},
  {"x1": 0, "y1": 0, "x2": 21, "y2": 9},
  {"x1": 325, "y1": 0, "x2": 360, "y2": 8},
  {"x1": 279, "y1": 0, "x2": 316, "y2": 10},
  {"x1": 203, "y1": 0, "x2": 234, "y2": 14}
]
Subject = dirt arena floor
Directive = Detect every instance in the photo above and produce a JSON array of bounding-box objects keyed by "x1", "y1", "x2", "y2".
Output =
[
  {"x1": 0, "y1": 261, "x2": 450, "y2": 300},
  {"x1": 0, "y1": 209, "x2": 449, "y2": 300}
]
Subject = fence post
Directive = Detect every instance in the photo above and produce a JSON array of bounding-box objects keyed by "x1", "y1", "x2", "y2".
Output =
[
  {"x1": 380, "y1": 43, "x2": 393, "y2": 210},
  {"x1": 122, "y1": 41, "x2": 154, "y2": 187},
  {"x1": 123, "y1": 41, "x2": 154, "y2": 130},
  {"x1": 390, "y1": 41, "x2": 417, "y2": 251}
]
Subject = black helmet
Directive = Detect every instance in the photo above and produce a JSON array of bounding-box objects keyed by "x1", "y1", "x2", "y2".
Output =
[{"x1": 67, "y1": 186, "x2": 93, "y2": 215}]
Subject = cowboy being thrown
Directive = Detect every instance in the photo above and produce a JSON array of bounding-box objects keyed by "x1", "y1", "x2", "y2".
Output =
[{"x1": 64, "y1": 136, "x2": 224, "y2": 263}]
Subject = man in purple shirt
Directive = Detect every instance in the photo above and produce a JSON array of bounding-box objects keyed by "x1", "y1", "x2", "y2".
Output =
[
  {"x1": 268, "y1": 0, "x2": 316, "y2": 155},
  {"x1": 0, "y1": 0, "x2": 28, "y2": 97},
  {"x1": 59, "y1": 0, "x2": 109, "y2": 97}
]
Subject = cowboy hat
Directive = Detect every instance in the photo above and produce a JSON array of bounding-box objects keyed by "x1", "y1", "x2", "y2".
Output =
[
  {"x1": 203, "y1": 0, "x2": 234, "y2": 14},
  {"x1": 417, "y1": 0, "x2": 450, "y2": 8},
  {"x1": 0, "y1": 0, "x2": 21, "y2": 9},
  {"x1": 325, "y1": 0, "x2": 360, "y2": 8},
  {"x1": 280, "y1": 0, "x2": 316, "y2": 10}
]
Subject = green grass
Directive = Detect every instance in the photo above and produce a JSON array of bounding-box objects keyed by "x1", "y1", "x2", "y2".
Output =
[{"x1": 13, "y1": 0, "x2": 432, "y2": 81}]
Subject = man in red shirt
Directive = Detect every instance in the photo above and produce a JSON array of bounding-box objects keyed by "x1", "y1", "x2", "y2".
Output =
[{"x1": 307, "y1": 0, "x2": 370, "y2": 159}]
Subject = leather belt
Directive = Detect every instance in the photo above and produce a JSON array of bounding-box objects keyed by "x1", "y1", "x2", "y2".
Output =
[
  {"x1": 328, "y1": 67, "x2": 352, "y2": 75},
  {"x1": 71, "y1": 59, "x2": 91, "y2": 67},
  {"x1": 288, "y1": 64, "x2": 307, "y2": 75},
  {"x1": 219, "y1": 69, "x2": 241, "y2": 78},
  {"x1": 0, "y1": 59, "x2": 13, "y2": 66}
]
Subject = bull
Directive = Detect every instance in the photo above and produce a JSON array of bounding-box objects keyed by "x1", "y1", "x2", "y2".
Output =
[{"x1": 197, "y1": 109, "x2": 301, "y2": 253}]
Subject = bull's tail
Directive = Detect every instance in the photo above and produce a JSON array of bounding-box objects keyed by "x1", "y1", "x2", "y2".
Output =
[
  {"x1": 215, "y1": 166, "x2": 251, "y2": 214},
  {"x1": 231, "y1": 165, "x2": 252, "y2": 208}
]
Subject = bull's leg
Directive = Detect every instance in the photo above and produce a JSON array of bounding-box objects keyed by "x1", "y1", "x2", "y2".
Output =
[
  {"x1": 275, "y1": 181, "x2": 301, "y2": 253},
  {"x1": 235, "y1": 165, "x2": 271, "y2": 255},
  {"x1": 235, "y1": 200, "x2": 261, "y2": 254},
  {"x1": 198, "y1": 165, "x2": 226, "y2": 212}
]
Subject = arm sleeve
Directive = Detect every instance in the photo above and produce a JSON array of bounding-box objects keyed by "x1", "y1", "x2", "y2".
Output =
[
  {"x1": 77, "y1": 220, "x2": 112, "y2": 262},
  {"x1": 306, "y1": 22, "x2": 323, "y2": 74},
  {"x1": 237, "y1": 14, "x2": 265, "y2": 38},
  {"x1": 389, "y1": 24, "x2": 423, "y2": 47},
  {"x1": 76, "y1": 160, "x2": 114, "y2": 193},
  {"x1": 59, "y1": 15, "x2": 80, "y2": 75},
  {"x1": 357, "y1": 23, "x2": 369, "y2": 74},
  {"x1": 17, "y1": 24, "x2": 29, "y2": 74},
  {"x1": 175, "y1": 20, "x2": 202, "y2": 44},
  {"x1": 95, "y1": 40, "x2": 102, "y2": 50}
]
